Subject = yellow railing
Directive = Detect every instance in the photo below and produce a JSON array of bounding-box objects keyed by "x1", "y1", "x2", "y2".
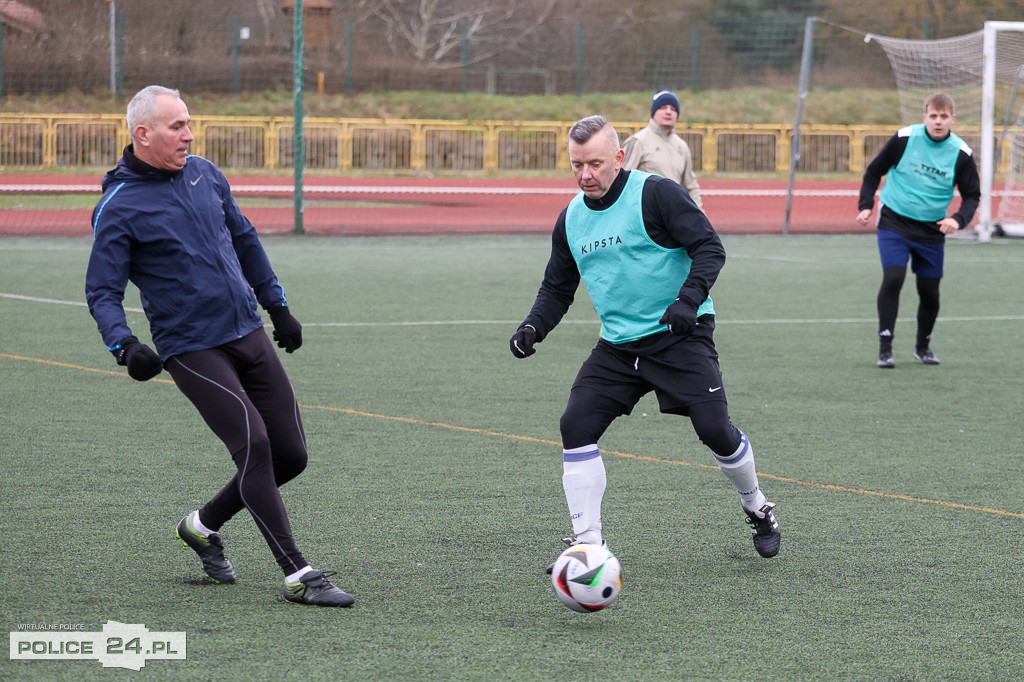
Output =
[{"x1": 0, "y1": 113, "x2": 1011, "y2": 175}]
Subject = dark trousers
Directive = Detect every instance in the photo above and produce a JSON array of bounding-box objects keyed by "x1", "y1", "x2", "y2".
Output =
[{"x1": 166, "y1": 329, "x2": 309, "y2": 575}]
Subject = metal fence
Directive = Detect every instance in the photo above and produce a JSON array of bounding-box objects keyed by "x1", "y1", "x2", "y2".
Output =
[
  {"x1": 0, "y1": 6, "x2": 871, "y2": 96},
  {"x1": 0, "y1": 113, "x2": 1014, "y2": 176}
]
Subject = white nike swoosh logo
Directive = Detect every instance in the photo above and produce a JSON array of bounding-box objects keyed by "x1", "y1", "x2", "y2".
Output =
[
  {"x1": 708, "y1": 386, "x2": 722, "y2": 393},
  {"x1": 190, "y1": 176, "x2": 202, "y2": 186}
]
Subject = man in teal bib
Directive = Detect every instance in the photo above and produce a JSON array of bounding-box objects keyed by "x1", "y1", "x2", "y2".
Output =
[
  {"x1": 510, "y1": 115, "x2": 780, "y2": 567},
  {"x1": 857, "y1": 93, "x2": 980, "y2": 368}
]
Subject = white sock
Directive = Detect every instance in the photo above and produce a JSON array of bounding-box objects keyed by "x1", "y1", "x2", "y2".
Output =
[
  {"x1": 191, "y1": 511, "x2": 214, "y2": 537},
  {"x1": 713, "y1": 433, "x2": 766, "y2": 512},
  {"x1": 285, "y1": 565, "x2": 314, "y2": 584},
  {"x1": 562, "y1": 445, "x2": 606, "y2": 544}
]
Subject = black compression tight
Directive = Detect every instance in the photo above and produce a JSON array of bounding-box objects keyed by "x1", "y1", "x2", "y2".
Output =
[
  {"x1": 877, "y1": 266, "x2": 940, "y2": 350},
  {"x1": 166, "y1": 329, "x2": 309, "y2": 575},
  {"x1": 877, "y1": 266, "x2": 906, "y2": 348},
  {"x1": 915, "y1": 275, "x2": 940, "y2": 348}
]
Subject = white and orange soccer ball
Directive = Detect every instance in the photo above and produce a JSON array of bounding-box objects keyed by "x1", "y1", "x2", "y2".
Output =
[{"x1": 550, "y1": 543, "x2": 621, "y2": 613}]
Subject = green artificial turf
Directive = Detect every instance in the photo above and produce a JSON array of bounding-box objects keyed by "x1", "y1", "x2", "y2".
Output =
[{"x1": 2, "y1": 233, "x2": 1023, "y2": 680}]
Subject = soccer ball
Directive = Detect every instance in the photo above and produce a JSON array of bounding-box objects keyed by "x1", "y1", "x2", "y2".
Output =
[{"x1": 550, "y1": 543, "x2": 621, "y2": 613}]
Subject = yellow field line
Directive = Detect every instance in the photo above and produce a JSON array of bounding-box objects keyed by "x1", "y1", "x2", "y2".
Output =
[
  {"x1": 1, "y1": 353, "x2": 176, "y2": 383},
  {"x1": 307, "y1": 403, "x2": 1024, "y2": 520},
  {"x1": 6, "y1": 352, "x2": 1023, "y2": 520}
]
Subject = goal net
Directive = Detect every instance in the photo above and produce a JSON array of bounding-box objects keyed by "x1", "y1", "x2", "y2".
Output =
[{"x1": 868, "y1": 21, "x2": 1024, "y2": 240}]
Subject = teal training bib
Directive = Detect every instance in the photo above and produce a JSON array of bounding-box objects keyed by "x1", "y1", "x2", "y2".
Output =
[
  {"x1": 880, "y1": 124, "x2": 968, "y2": 222},
  {"x1": 565, "y1": 171, "x2": 713, "y2": 343}
]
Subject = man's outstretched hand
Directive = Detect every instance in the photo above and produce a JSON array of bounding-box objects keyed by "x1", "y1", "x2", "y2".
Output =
[
  {"x1": 269, "y1": 306, "x2": 303, "y2": 353},
  {"x1": 113, "y1": 338, "x2": 163, "y2": 381},
  {"x1": 510, "y1": 324, "x2": 537, "y2": 358}
]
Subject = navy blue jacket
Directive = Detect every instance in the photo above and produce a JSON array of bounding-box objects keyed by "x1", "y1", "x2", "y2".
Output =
[{"x1": 86, "y1": 147, "x2": 288, "y2": 360}]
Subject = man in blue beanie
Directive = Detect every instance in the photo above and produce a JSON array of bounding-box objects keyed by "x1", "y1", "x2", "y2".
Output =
[{"x1": 623, "y1": 89, "x2": 703, "y2": 211}]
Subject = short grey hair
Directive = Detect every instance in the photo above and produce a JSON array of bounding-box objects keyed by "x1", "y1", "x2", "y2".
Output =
[
  {"x1": 568, "y1": 115, "x2": 618, "y2": 148},
  {"x1": 127, "y1": 85, "x2": 181, "y2": 144}
]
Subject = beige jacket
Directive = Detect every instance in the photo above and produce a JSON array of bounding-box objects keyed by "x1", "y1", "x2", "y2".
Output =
[{"x1": 622, "y1": 120, "x2": 703, "y2": 210}]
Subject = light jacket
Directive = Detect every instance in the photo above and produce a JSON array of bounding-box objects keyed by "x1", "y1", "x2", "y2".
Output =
[{"x1": 622, "y1": 120, "x2": 703, "y2": 210}]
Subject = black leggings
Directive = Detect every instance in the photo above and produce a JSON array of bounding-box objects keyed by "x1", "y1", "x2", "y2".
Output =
[
  {"x1": 166, "y1": 329, "x2": 308, "y2": 575},
  {"x1": 877, "y1": 266, "x2": 940, "y2": 349}
]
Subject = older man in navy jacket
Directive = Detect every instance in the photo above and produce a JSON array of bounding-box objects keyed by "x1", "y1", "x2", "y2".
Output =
[{"x1": 86, "y1": 85, "x2": 352, "y2": 608}]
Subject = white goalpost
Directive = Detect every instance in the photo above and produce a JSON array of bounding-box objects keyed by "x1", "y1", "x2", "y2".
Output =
[
  {"x1": 982, "y1": 22, "x2": 1024, "y2": 240},
  {"x1": 867, "y1": 21, "x2": 1024, "y2": 242}
]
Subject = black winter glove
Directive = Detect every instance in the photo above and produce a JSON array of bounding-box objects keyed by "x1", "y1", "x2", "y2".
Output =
[
  {"x1": 112, "y1": 337, "x2": 163, "y2": 381},
  {"x1": 269, "y1": 306, "x2": 302, "y2": 353},
  {"x1": 509, "y1": 324, "x2": 537, "y2": 358},
  {"x1": 659, "y1": 298, "x2": 699, "y2": 337}
]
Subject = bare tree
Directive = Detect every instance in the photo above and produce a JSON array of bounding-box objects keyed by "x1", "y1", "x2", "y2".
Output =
[
  {"x1": 354, "y1": 0, "x2": 561, "y2": 67},
  {"x1": 254, "y1": 0, "x2": 282, "y2": 46}
]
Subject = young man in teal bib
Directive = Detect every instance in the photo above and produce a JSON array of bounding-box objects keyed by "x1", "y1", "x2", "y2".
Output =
[
  {"x1": 857, "y1": 93, "x2": 980, "y2": 368},
  {"x1": 510, "y1": 115, "x2": 780, "y2": 567}
]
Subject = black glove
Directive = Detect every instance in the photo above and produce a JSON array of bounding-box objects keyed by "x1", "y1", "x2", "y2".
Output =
[
  {"x1": 112, "y1": 337, "x2": 163, "y2": 381},
  {"x1": 269, "y1": 305, "x2": 302, "y2": 353},
  {"x1": 659, "y1": 299, "x2": 698, "y2": 337},
  {"x1": 509, "y1": 324, "x2": 537, "y2": 358}
]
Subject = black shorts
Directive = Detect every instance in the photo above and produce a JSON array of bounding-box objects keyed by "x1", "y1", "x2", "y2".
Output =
[{"x1": 571, "y1": 317, "x2": 726, "y2": 416}]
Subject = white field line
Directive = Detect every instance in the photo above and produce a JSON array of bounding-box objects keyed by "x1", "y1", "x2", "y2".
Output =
[
  {"x1": 3, "y1": 183, "x2": 1024, "y2": 199},
  {"x1": 0, "y1": 292, "x2": 144, "y2": 313},
  {"x1": 304, "y1": 315, "x2": 1024, "y2": 326},
  {"x1": 0, "y1": 184, "x2": 579, "y2": 196},
  {"x1": 4, "y1": 293, "x2": 1021, "y2": 326}
]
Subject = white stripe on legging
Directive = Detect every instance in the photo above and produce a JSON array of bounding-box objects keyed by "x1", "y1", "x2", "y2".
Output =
[{"x1": 170, "y1": 356, "x2": 302, "y2": 573}]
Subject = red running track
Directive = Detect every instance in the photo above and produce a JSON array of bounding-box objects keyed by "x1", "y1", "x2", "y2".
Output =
[{"x1": 0, "y1": 175, "x2": 982, "y2": 236}]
